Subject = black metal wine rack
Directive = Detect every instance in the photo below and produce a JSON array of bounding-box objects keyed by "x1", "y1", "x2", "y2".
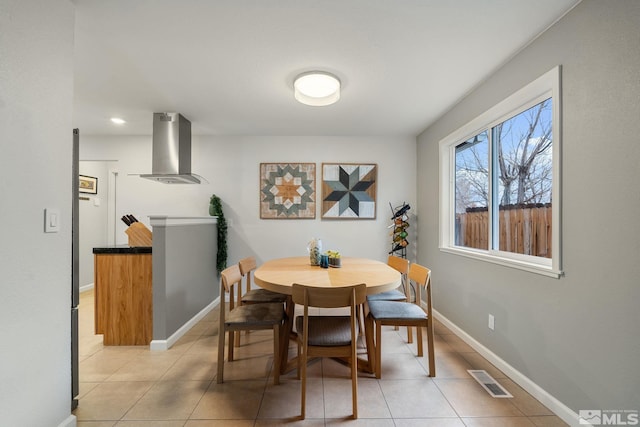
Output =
[{"x1": 389, "y1": 202, "x2": 410, "y2": 258}]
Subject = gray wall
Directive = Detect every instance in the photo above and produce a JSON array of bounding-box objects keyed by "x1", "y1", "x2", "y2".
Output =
[
  {"x1": 152, "y1": 221, "x2": 218, "y2": 340},
  {"x1": 0, "y1": 0, "x2": 75, "y2": 425},
  {"x1": 417, "y1": 0, "x2": 640, "y2": 413},
  {"x1": 80, "y1": 135, "x2": 418, "y2": 266}
]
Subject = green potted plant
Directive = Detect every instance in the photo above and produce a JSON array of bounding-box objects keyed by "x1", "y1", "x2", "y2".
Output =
[{"x1": 209, "y1": 194, "x2": 228, "y2": 274}]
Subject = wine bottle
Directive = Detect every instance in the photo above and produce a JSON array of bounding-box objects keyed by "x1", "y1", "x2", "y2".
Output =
[
  {"x1": 391, "y1": 204, "x2": 410, "y2": 219},
  {"x1": 388, "y1": 240, "x2": 409, "y2": 254},
  {"x1": 393, "y1": 231, "x2": 408, "y2": 242}
]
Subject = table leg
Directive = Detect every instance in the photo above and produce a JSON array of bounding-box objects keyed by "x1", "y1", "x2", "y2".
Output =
[
  {"x1": 280, "y1": 296, "x2": 296, "y2": 374},
  {"x1": 359, "y1": 301, "x2": 376, "y2": 374}
]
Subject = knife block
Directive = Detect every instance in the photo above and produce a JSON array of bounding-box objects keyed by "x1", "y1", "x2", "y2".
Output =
[{"x1": 125, "y1": 222, "x2": 153, "y2": 247}]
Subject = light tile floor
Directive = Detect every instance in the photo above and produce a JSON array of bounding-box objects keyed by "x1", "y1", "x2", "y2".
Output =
[{"x1": 75, "y1": 290, "x2": 567, "y2": 426}]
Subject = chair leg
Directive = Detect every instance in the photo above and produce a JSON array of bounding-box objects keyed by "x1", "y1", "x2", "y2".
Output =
[
  {"x1": 427, "y1": 321, "x2": 436, "y2": 377},
  {"x1": 351, "y1": 341, "x2": 358, "y2": 419},
  {"x1": 364, "y1": 313, "x2": 376, "y2": 374},
  {"x1": 228, "y1": 331, "x2": 235, "y2": 362},
  {"x1": 272, "y1": 324, "x2": 280, "y2": 385},
  {"x1": 217, "y1": 328, "x2": 225, "y2": 384},
  {"x1": 407, "y1": 326, "x2": 413, "y2": 343},
  {"x1": 234, "y1": 329, "x2": 241, "y2": 348},
  {"x1": 356, "y1": 305, "x2": 365, "y2": 336},
  {"x1": 416, "y1": 325, "x2": 423, "y2": 357},
  {"x1": 375, "y1": 321, "x2": 382, "y2": 379},
  {"x1": 300, "y1": 345, "x2": 307, "y2": 419}
]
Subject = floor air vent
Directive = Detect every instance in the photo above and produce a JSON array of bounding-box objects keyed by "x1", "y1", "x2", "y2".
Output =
[{"x1": 467, "y1": 370, "x2": 513, "y2": 398}]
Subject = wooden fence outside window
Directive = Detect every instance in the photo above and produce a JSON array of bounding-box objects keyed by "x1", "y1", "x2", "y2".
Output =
[{"x1": 455, "y1": 203, "x2": 552, "y2": 258}]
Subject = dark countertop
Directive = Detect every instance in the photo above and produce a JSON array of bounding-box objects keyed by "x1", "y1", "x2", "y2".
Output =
[{"x1": 93, "y1": 245, "x2": 152, "y2": 254}]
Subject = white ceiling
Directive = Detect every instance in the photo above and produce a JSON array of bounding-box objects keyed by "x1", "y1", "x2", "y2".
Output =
[{"x1": 72, "y1": 0, "x2": 580, "y2": 137}]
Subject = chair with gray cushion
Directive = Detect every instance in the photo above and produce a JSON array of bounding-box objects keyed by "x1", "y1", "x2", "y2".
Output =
[
  {"x1": 366, "y1": 255, "x2": 410, "y2": 302},
  {"x1": 366, "y1": 255, "x2": 413, "y2": 342},
  {"x1": 293, "y1": 282, "x2": 366, "y2": 419},
  {"x1": 367, "y1": 263, "x2": 435, "y2": 379},
  {"x1": 217, "y1": 264, "x2": 284, "y2": 385}
]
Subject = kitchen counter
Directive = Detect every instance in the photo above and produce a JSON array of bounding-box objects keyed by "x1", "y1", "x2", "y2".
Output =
[
  {"x1": 92, "y1": 216, "x2": 218, "y2": 349},
  {"x1": 92, "y1": 245, "x2": 151, "y2": 254},
  {"x1": 93, "y1": 246, "x2": 152, "y2": 345}
]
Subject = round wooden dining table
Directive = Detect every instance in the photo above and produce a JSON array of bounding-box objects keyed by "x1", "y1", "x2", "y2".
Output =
[
  {"x1": 254, "y1": 256, "x2": 401, "y2": 295},
  {"x1": 254, "y1": 256, "x2": 401, "y2": 373}
]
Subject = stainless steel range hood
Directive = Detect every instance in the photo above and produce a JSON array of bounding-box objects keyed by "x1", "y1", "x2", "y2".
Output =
[{"x1": 140, "y1": 113, "x2": 202, "y2": 184}]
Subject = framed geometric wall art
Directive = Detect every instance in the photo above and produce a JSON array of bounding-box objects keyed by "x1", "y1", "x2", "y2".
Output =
[
  {"x1": 260, "y1": 163, "x2": 316, "y2": 219},
  {"x1": 321, "y1": 163, "x2": 377, "y2": 219}
]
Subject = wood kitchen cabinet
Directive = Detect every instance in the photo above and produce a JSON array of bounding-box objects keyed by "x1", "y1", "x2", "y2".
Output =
[{"x1": 93, "y1": 247, "x2": 152, "y2": 345}]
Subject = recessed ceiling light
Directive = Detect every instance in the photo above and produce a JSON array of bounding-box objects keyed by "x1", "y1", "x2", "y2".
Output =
[
  {"x1": 294, "y1": 71, "x2": 341, "y2": 106},
  {"x1": 110, "y1": 117, "x2": 126, "y2": 125}
]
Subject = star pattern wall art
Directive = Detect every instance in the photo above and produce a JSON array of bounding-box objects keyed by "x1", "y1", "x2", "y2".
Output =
[
  {"x1": 322, "y1": 163, "x2": 377, "y2": 219},
  {"x1": 260, "y1": 163, "x2": 316, "y2": 219}
]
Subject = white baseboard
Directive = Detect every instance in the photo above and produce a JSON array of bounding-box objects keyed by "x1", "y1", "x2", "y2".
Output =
[
  {"x1": 79, "y1": 283, "x2": 94, "y2": 293},
  {"x1": 58, "y1": 414, "x2": 76, "y2": 427},
  {"x1": 150, "y1": 297, "x2": 220, "y2": 351},
  {"x1": 432, "y1": 308, "x2": 580, "y2": 427}
]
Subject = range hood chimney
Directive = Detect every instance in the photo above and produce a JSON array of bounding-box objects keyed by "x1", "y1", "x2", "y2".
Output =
[{"x1": 140, "y1": 112, "x2": 201, "y2": 184}]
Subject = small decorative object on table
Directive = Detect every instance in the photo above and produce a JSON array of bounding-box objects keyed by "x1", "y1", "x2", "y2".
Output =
[
  {"x1": 327, "y1": 250, "x2": 342, "y2": 268},
  {"x1": 308, "y1": 237, "x2": 322, "y2": 266},
  {"x1": 320, "y1": 254, "x2": 329, "y2": 268}
]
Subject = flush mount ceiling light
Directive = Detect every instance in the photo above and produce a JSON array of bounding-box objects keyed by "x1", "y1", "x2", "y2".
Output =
[
  {"x1": 110, "y1": 117, "x2": 126, "y2": 125},
  {"x1": 294, "y1": 71, "x2": 341, "y2": 106}
]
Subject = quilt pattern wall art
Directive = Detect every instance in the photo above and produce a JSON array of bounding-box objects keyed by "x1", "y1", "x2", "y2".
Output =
[
  {"x1": 321, "y1": 163, "x2": 377, "y2": 219},
  {"x1": 260, "y1": 163, "x2": 316, "y2": 219}
]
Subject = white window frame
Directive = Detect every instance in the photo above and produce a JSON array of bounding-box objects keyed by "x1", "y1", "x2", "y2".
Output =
[{"x1": 439, "y1": 66, "x2": 562, "y2": 278}]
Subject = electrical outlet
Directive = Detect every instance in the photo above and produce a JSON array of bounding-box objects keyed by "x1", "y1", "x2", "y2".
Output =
[{"x1": 488, "y1": 314, "x2": 495, "y2": 330}]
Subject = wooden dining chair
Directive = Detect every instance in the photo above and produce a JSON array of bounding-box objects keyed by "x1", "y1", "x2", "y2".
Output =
[
  {"x1": 366, "y1": 256, "x2": 410, "y2": 302},
  {"x1": 292, "y1": 283, "x2": 366, "y2": 420},
  {"x1": 366, "y1": 263, "x2": 435, "y2": 379},
  {"x1": 235, "y1": 256, "x2": 288, "y2": 347},
  {"x1": 239, "y1": 256, "x2": 289, "y2": 305},
  {"x1": 365, "y1": 255, "x2": 413, "y2": 342},
  {"x1": 217, "y1": 264, "x2": 284, "y2": 385}
]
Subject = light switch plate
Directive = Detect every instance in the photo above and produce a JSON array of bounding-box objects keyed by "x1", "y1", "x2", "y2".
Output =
[{"x1": 45, "y1": 208, "x2": 60, "y2": 233}]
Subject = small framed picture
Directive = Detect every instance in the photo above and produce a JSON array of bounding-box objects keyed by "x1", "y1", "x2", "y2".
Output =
[{"x1": 79, "y1": 175, "x2": 98, "y2": 194}]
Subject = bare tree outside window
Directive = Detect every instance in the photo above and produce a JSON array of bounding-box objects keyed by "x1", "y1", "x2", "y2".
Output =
[{"x1": 495, "y1": 99, "x2": 553, "y2": 207}]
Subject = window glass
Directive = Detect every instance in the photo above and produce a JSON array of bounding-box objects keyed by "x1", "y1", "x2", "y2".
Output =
[
  {"x1": 455, "y1": 131, "x2": 489, "y2": 250},
  {"x1": 493, "y1": 99, "x2": 552, "y2": 258}
]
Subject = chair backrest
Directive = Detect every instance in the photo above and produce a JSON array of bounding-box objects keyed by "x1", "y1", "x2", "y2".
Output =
[
  {"x1": 220, "y1": 264, "x2": 242, "y2": 315},
  {"x1": 409, "y1": 263, "x2": 432, "y2": 317},
  {"x1": 292, "y1": 283, "x2": 366, "y2": 309},
  {"x1": 387, "y1": 255, "x2": 409, "y2": 275},
  {"x1": 238, "y1": 256, "x2": 257, "y2": 293},
  {"x1": 388, "y1": 255, "x2": 410, "y2": 297}
]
